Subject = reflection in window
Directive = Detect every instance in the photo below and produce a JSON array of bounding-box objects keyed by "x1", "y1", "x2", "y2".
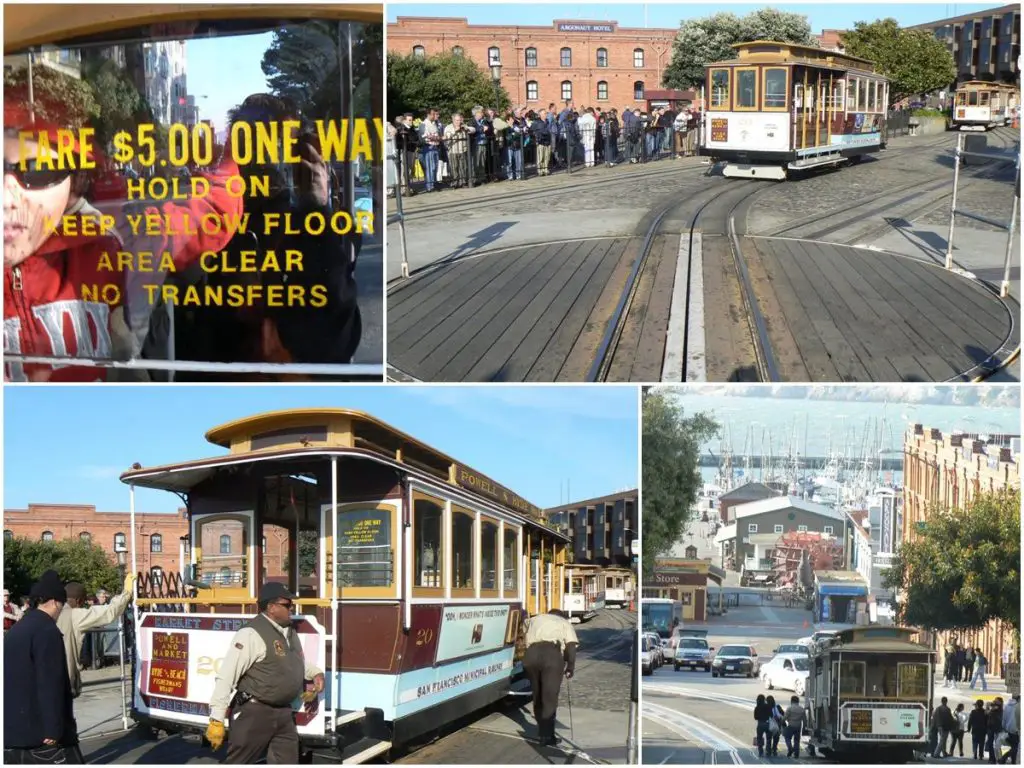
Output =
[
  {"x1": 897, "y1": 663, "x2": 930, "y2": 697},
  {"x1": 2, "y1": 17, "x2": 383, "y2": 377},
  {"x1": 736, "y1": 70, "x2": 756, "y2": 108},
  {"x1": 452, "y1": 511, "x2": 474, "y2": 590},
  {"x1": 710, "y1": 70, "x2": 730, "y2": 108},
  {"x1": 200, "y1": 518, "x2": 247, "y2": 587},
  {"x1": 414, "y1": 499, "x2": 443, "y2": 588},
  {"x1": 337, "y1": 508, "x2": 393, "y2": 587},
  {"x1": 764, "y1": 69, "x2": 786, "y2": 108},
  {"x1": 481, "y1": 520, "x2": 498, "y2": 590},
  {"x1": 504, "y1": 529, "x2": 518, "y2": 593},
  {"x1": 220, "y1": 534, "x2": 232, "y2": 554},
  {"x1": 837, "y1": 661, "x2": 866, "y2": 695}
]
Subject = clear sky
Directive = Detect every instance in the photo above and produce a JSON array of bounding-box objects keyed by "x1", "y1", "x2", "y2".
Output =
[
  {"x1": 3, "y1": 386, "x2": 638, "y2": 515},
  {"x1": 186, "y1": 32, "x2": 273, "y2": 140},
  {"x1": 387, "y1": 2, "x2": 994, "y2": 32}
]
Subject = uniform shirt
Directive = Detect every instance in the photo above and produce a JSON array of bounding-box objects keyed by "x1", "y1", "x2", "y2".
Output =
[
  {"x1": 56, "y1": 590, "x2": 133, "y2": 697},
  {"x1": 525, "y1": 613, "x2": 579, "y2": 650},
  {"x1": 210, "y1": 616, "x2": 322, "y2": 722}
]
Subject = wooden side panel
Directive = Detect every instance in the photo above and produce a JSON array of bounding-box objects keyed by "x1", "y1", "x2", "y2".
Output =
[
  {"x1": 399, "y1": 604, "x2": 444, "y2": 672},
  {"x1": 318, "y1": 603, "x2": 403, "y2": 673}
]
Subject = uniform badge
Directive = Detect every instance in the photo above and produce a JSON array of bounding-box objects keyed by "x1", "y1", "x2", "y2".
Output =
[{"x1": 274, "y1": 639, "x2": 286, "y2": 656}]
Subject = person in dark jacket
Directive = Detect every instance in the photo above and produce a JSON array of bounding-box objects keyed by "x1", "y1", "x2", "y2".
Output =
[
  {"x1": 766, "y1": 695, "x2": 784, "y2": 756},
  {"x1": 933, "y1": 696, "x2": 956, "y2": 757},
  {"x1": 753, "y1": 694, "x2": 772, "y2": 757},
  {"x1": 986, "y1": 699, "x2": 1004, "y2": 763},
  {"x1": 531, "y1": 111, "x2": 553, "y2": 176},
  {"x1": 969, "y1": 699, "x2": 989, "y2": 760},
  {"x1": 4, "y1": 570, "x2": 82, "y2": 764}
]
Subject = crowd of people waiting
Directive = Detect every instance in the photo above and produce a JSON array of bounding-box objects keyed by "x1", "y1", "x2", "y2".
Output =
[{"x1": 387, "y1": 100, "x2": 704, "y2": 194}]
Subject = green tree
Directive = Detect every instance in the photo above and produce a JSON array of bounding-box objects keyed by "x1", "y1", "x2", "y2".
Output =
[
  {"x1": 3, "y1": 64, "x2": 99, "y2": 130},
  {"x1": 3, "y1": 537, "x2": 122, "y2": 600},
  {"x1": 663, "y1": 9, "x2": 815, "y2": 90},
  {"x1": 79, "y1": 55, "x2": 147, "y2": 150},
  {"x1": 883, "y1": 488, "x2": 1020, "y2": 633},
  {"x1": 641, "y1": 389, "x2": 719, "y2": 578},
  {"x1": 387, "y1": 52, "x2": 511, "y2": 120},
  {"x1": 298, "y1": 530, "x2": 319, "y2": 578},
  {"x1": 841, "y1": 19, "x2": 956, "y2": 103}
]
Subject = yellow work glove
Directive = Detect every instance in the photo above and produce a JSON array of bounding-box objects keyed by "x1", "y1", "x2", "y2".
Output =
[
  {"x1": 206, "y1": 719, "x2": 225, "y2": 750},
  {"x1": 123, "y1": 572, "x2": 136, "y2": 595},
  {"x1": 300, "y1": 673, "x2": 325, "y2": 703}
]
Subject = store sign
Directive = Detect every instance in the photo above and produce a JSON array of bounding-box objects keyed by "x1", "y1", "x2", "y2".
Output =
[{"x1": 557, "y1": 22, "x2": 614, "y2": 33}]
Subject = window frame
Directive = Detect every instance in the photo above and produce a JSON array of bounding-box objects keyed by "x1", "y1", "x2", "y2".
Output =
[
  {"x1": 451, "y1": 504, "x2": 477, "y2": 597},
  {"x1": 488, "y1": 46, "x2": 501, "y2": 66},
  {"x1": 412, "y1": 45, "x2": 425, "y2": 58},
  {"x1": 79, "y1": 531, "x2": 91, "y2": 543},
  {"x1": 834, "y1": 660, "x2": 867, "y2": 695},
  {"x1": 114, "y1": 532, "x2": 127, "y2": 551},
  {"x1": 452, "y1": 45, "x2": 464, "y2": 57},
  {"x1": 193, "y1": 513, "x2": 253, "y2": 601},
  {"x1": 709, "y1": 67, "x2": 732, "y2": 111},
  {"x1": 525, "y1": 47, "x2": 537, "y2": 67},
  {"x1": 480, "y1": 516, "x2": 501, "y2": 597},
  {"x1": 896, "y1": 661, "x2": 931, "y2": 698},
  {"x1": 846, "y1": 77, "x2": 858, "y2": 112},
  {"x1": 503, "y1": 525, "x2": 520, "y2": 598},
  {"x1": 150, "y1": 533, "x2": 163, "y2": 553},
  {"x1": 596, "y1": 47, "x2": 608, "y2": 67},
  {"x1": 748, "y1": 523, "x2": 758, "y2": 533},
  {"x1": 561, "y1": 80, "x2": 573, "y2": 101},
  {"x1": 734, "y1": 66, "x2": 760, "y2": 111},
  {"x1": 633, "y1": 48, "x2": 645, "y2": 68},
  {"x1": 824, "y1": 525, "x2": 834, "y2": 535},
  {"x1": 773, "y1": 524, "x2": 784, "y2": 534},
  {"x1": 560, "y1": 47, "x2": 572, "y2": 68},
  {"x1": 762, "y1": 67, "x2": 789, "y2": 111},
  {"x1": 3, "y1": 530, "x2": 12, "y2": 541},
  {"x1": 798, "y1": 524, "x2": 809, "y2": 532},
  {"x1": 597, "y1": 80, "x2": 609, "y2": 101},
  {"x1": 220, "y1": 534, "x2": 232, "y2": 554},
  {"x1": 331, "y1": 501, "x2": 399, "y2": 599},
  {"x1": 633, "y1": 80, "x2": 645, "y2": 100},
  {"x1": 833, "y1": 78, "x2": 846, "y2": 112},
  {"x1": 526, "y1": 80, "x2": 539, "y2": 101},
  {"x1": 412, "y1": 491, "x2": 446, "y2": 597},
  {"x1": 41, "y1": 530, "x2": 54, "y2": 542}
]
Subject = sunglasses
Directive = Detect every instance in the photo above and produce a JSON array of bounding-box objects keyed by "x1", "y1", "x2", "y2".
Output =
[
  {"x1": 274, "y1": 600, "x2": 293, "y2": 609},
  {"x1": 4, "y1": 158, "x2": 73, "y2": 190}
]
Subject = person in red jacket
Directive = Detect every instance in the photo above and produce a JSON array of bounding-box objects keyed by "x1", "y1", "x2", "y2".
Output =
[{"x1": 3, "y1": 105, "x2": 243, "y2": 381}]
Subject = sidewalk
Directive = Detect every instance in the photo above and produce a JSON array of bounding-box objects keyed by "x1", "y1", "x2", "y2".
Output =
[{"x1": 75, "y1": 672, "x2": 131, "y2": 740}]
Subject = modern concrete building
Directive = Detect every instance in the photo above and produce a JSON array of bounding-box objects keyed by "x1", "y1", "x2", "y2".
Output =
[
  {"x1": 901, "y1": 424, "x2": 1021, "y2": 675},
  {"x1": 909, "y1": 4, "x2": 1020, "y2": 84},
  {"x1": 387, "y1": 17, "x2": 679, "y2": 112},
  {"x1": 545, "y1": 489, "x2": 637, "y2": 568}
]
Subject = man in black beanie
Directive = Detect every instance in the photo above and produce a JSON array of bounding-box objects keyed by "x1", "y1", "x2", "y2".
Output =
[{"x1": 4, "y1": 570, "x2": 82, "y2": 764}]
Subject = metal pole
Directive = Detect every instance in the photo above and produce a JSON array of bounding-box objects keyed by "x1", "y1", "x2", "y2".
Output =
[
  {"x1": 119, "y1": 596, "x2": 129, "y2": 730},
  {"x1": 27, "y1": 52, "x2": 35, "y2": 123},
  {"x1": 330, "y1": 455, "x2": 339, "y2": 723},
  {"x1": 1001, "y1": 157, "x2": 1020, "y2": 298},
  {"x1": 626, "y1": 631, "x2": 639, "y2": 764},
  {"x1": 945, "y1": 132, "x2": 964, "y2": 270}
]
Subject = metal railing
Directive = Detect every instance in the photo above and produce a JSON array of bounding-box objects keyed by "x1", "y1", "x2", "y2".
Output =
[{"x1": 946, "y1": 132, "x2": 1020, "y2": 297}]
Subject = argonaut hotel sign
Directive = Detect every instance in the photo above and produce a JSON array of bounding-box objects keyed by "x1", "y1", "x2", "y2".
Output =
[{"x1": 556, "y1": 21, "x2": 615, "y2": 33}]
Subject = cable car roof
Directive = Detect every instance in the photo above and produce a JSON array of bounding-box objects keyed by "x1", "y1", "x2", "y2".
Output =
[
  {"x1": 706, "y1": 40, "x2": 879, "y2": 74},
  {"x1": 957, "y1": 80, "x2": 1018, "y2": 89},
  {"x1": 5, "y1": 4, "x2": 381, "y2": 53},
  {"x1": 120, "y1": 408, "x2": 559, "y2": 528},
  {"x1": 817, "y1": 626, "x2": 933, "y2": 654}
]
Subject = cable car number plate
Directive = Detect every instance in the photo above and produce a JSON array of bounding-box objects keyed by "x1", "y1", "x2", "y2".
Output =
[
  {"x1": 711, "y1": 119, "x2": 728, "y2": 142},
  {"x1": 850, "y1": 709, "x2": 873, "y2": 734}
]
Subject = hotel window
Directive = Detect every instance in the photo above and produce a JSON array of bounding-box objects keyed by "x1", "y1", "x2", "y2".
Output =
[
  {"x1": 151, "y1": 533, "x2": 163, "y2": 553},
  {"x1": 561, "y1": 80, "x2": 572, "y2": 100},
  {"x1": 748, "y1": 523, "x2": 758, "y2": 533},
  {"x1": 525, "y1": 47, "x2": 537, "y2": 67},
  {"x1": 774, "y1": 524, "x2": 784, "y2": 533},
  {"x1": 527, "y1": 81, "x2": 539, "y2": 101},
  {"x1": 597, "y1": 81, "x2": 608, "y2": 100},
  {"x1": 597, "y1": 47, "x2": 608, "y2": 67},
  {"x1": 41, "y1": 531, "x2": 54, "y2": 542},
  {"x1": 412, "y1": 45, "x2": 425, "y2": 58},
  {"x1": 560, "y1": 47, "x2": 572, "y2": 67},
  {"x1": 452, "y1": 46, "x2": 463, "y2": 57},
  {"x1": 633, "y1": 48, "x2": 645, "y2": 68},
  {"x1": 79, "y1": 531, "x2": 91, "y2": 543},
  {"x1": 634, "y1": 80, "x2": 645, "y2": 100},
  {"x1": 220, "y1": 534, "x2": 231, "y2": 554},
  {"x1": 114, "y1": 532, "x2": 126, "y2": 551},
  {"x1": 487, "y1": 46, "x2": 501, "y2": 66}
]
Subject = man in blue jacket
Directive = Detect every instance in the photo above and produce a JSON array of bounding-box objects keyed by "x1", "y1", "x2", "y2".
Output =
[{"x1": 4, "y1": 571, "x2": 82, "y2": 764}]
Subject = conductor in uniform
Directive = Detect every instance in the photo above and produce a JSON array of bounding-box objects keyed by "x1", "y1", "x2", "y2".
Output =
[
  {"x1": 523, "y1": 608, "x2": 579, "y2": 746},
  {"x1": 205, "y1": 583, "x2": 325, "y2": 764}
]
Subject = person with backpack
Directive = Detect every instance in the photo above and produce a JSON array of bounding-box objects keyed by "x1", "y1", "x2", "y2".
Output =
[{"x1": 766, "y1": 694, "x2": 785, "y2": 757}]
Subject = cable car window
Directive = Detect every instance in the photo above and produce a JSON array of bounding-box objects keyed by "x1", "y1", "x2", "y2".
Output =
[
  {"x1": 980, "y1": 91, "x2": 991, "y2": 106},
  {"x1": 451, "y1": 507, "x2": 475, "y2": 594},
  {"x1": 413, "y1": 496, "x2": 443, "y2": 591},
  {"x1": 969, "y1": 91, "x2": 979, "y2": 106},
  {"x1": 956, "y1": 91, "x2": 966, "y2": 106},
  {"x1": 503, "y1": 528, "x2": 519, "y2": 596},
  {"x1": 847, "y1": 78, "x2": 857, "y2": 111},
  {"x1": 897, "y1": 662, "x2": 930, "y2": 697},
  {"x1": 835, "y1": 660, "x2": 866, "y2": 695},
  {"x1": 3, "y1": 14, "x2": 382, "y2": 382},
  {"x1": 735, "y1": 69, "x2": 757, "y2": 110},
  {"x1": 481, "y1": 518, "x2": 499, "y2": 592},
  {"x1": 198, "y1": 516, "x2": 248, "y2": 588},
  {"x1": 763, "y1": 68, "x2": 787, "y2": 109},
  {"x1": 336, "y1": 506, "x2": 394, "y2": 589},
  {"x1": 709, "y1": 69, "x2": 730, "y2": 110}
]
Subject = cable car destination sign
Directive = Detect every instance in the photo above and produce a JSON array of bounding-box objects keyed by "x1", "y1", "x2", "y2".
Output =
[{"x1": 453, "y1": 464, "x2": 541, "y2": 518}]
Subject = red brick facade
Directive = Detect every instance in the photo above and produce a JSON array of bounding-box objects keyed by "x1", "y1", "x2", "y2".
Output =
[
  {"x1": 387, "y1": 17, "x2": 679, "y2": 113},
  {"x1": 3, "y1": 503, "x2": 288, "y2": 581}
]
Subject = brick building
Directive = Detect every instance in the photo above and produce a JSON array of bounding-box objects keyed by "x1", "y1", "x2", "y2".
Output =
[
  {"x1": 902, "y1": 424, "x2": 1021, "y2": 675},
  {"x1": 387, "y1": 17, "x2": 679, "y2": 113},
  {"x1": 909, "y1": 4, "x2": 1020, "y2": 85},
  {"x1": 3, "y1": 503, "x2": 289, "y2": 584}
]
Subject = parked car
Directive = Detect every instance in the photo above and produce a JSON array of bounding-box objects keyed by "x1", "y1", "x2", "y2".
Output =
[
  {"x1": 641, "y1": 635, "x2": 656, "y2": 676},
  {"x1": 799, "y1": 630, "x2": 839, "y2": 649},
  {"x1": 773, "y1": 642, "x2": 811, "y2": 657},
  {"x1": 760, "y1": 653, "x2": 811, "y2": 695},
  {"x1": 674, "y1": 636, "x2": 714, "y2": 672},
  {"x1": 643, "y1": 632, "x2": 664, "y2": 668},
  {"x1": 711, "y1": 644, "x2": 760, "y2": 678}
]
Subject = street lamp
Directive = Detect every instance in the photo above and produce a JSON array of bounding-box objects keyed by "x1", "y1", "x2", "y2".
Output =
[{"x1": 490, "y1": 63, "x2": 502, "y2": 107}]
